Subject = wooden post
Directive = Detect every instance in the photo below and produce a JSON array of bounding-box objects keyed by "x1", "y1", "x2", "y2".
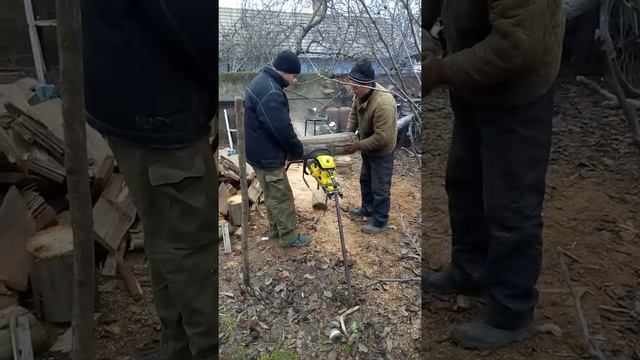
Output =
[
  {"x1": 55, "y1": 0, "x2": 95, "y2": 359},
  {"x1": 235, "y1": 97, "x2": 251, "y2": 287}
]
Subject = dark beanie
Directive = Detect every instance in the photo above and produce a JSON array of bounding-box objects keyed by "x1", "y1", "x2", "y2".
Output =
[
  {"x1": 348, "y1": 59, "x2": 375, "y2": 84},
  {"x1": 273, "y1": 50, "x2": 301, "y2": 75}
]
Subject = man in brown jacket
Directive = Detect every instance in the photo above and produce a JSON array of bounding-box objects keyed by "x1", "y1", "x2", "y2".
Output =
[
  {"x1": 422, "y1": 0, "x2": 565, "y2": 350},
  {"x1": 345, "y1": 59, "x2": 398, "y2": 234}
]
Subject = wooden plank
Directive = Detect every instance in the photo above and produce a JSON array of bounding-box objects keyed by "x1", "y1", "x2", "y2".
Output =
[
  {"x1": 30, "y1": 99, "x2": 114, "y2": 175},
  {"x1": 49, "y1": 327, "x2": 71, "y2": 354},
  {"x1": 10, "y1": 315, "x2": 34, "y2": 360},
  {"x1": 92, "y1": 174, "x2": 137, "y2": 252},
  {"x1": 0, "y1": 187, "x2": 35, "y2": 291},
  {"x1": 0, "y1": 85, "x2": 30, "y2": 115},
  {"x1": 219, "y1": 149, "x2": 255, "y2": 179}
]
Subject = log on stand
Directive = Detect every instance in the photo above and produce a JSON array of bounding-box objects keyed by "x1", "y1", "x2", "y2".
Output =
[
  {"x1": 300, "y1": 132, "x2": 358, "y2": 156},
  {"x1": 27, "y1": 225, "x2": 75, "y2": 323}
]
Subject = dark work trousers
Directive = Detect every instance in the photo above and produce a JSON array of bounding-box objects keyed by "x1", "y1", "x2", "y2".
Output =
[
  {"x1": 360, "y1": 151, "x2": 395, "y2": 227},
  {"x1": 445, "y1": 88, "x2": 554, "y2": 330}
]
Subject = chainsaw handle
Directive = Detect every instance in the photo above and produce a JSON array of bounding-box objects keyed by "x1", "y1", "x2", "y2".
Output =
[{"x1": 285, "y1": 159, "x2": 303, "y2": 171}]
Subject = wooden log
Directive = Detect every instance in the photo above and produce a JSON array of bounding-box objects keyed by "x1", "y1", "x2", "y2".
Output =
[
  {"x1": 312, "y1": 190, "x2": 327, "y2": 210},
  {"x1": 0, "y1": 307, "x2": 48, "y2": 360},
  {"x1": 0, "y1": 186, "x2": 35, "y2": 292},
  {"x1": 218, "y1": 182, "x2": 237, "y2": 216},
  {"x1": 299, "y1": 132, "x2": 358, "y2": 156},
  {"x1": 102, "y1": 240, "x2": 126, "y2": 277},
  {"x1": 227, "y1": 194, "x2": 243, "y2": 226},
  {"x1": 248, "y1": 180, "x2": 262, "y2": 204},
  {"x1": 26, "y1": 225, "x2": 74, "y2": 323},
  {"x1": 115, "y1": 258, "x2": 143, "y2": 302}
]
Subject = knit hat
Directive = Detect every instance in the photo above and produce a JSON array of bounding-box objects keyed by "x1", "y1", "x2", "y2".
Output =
[
  {"x1": 348, "y1": 59, "x2": 375, "y2": 84},
  {"x1": 273, "y1": 50, "x2": 301, "y2": 75}
]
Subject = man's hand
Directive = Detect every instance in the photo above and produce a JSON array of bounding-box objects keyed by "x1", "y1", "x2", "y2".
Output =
[
  {"x1": 345, "y1": 141, "x2": 360, "y2": 153},
  {"x1": 423, "y1": 53, "x2": 443, "y2": 96}
]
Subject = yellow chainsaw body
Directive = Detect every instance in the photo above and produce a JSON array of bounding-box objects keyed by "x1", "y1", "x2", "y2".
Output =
[{"x1": 308, "y1": 155, "x2": 337, "y2": 192}]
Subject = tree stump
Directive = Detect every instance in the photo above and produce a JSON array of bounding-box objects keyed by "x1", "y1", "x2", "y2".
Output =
[
  {"x1": 227, "y1": 194, "x2": 244, "y2": 226},
  {"x1": 26, "y1": 225, "x2": 74, "y2": 323}
]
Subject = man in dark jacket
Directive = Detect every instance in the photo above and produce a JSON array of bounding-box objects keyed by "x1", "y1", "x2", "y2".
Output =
[
  {"x1": 345, "y1": 59, "x2": 398, "y2": 234},
  {"x1": 422, "y1": 0, "x2": 565, "y2": 350},
  {"x1": 83, "y1": 1, "x2": 217, "y2": 359},
  {"x1": 244, "y1": 50, "x2": 311, "y2": 248}
]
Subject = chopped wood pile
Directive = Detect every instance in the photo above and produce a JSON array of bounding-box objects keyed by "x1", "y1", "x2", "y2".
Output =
[
  {"x1": 217, "y1": 147, "x2": 262, "y2": 239},
  {"x1": 0, "y1": 79, "x2": 144, "y2": 357}
]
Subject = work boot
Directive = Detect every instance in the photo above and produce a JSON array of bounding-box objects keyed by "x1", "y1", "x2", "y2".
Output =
[
  {"x1": 361, "y1": 223, "x2": 388, "y2": 234},
  {"x1": 349, "y1": 207, "x2": 370, "y2": 218},
  {"x1": 281, "y1": 234, "x2": 312, "y2": 247},
  {"x1": 422, "y1": 266, "x2": 484, "y2": 297},
  {"x1": 450, "y1": 320, "x2": 535, "y2": 350}
]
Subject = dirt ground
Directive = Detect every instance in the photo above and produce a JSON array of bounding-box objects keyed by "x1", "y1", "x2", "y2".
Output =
[
  {"x1": 219, "y1": 151, "x2": 422, "y2": 359},
  {"x1": 422, "y1": 81, "x2": 640, "y2": 359}
]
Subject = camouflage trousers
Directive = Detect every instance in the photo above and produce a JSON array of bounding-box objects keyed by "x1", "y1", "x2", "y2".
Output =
[
  {"x1": 253, "y1": 166, "x2": 298, "y2": 246},
  {"x1": 109, "y1": 137, "x2": 218, "y2": 360}
]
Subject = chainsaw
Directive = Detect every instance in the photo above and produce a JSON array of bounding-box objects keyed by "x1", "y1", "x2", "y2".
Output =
[{"x1": 286, "y1": 148, "x2": 354, "y2": 304}]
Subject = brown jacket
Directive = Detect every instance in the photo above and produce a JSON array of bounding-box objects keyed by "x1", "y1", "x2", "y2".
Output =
[
  {"x1": 346, "y1": 83, "x2": 397, "y2": 156},
  {"x1": 425, "y1": 0, "x2": 566, "y2": 105}
]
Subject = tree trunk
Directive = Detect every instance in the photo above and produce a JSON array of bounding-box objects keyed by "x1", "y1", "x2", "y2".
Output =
[{"x1": 300, "y1": 132, "x2": 358, "y2": 156}]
